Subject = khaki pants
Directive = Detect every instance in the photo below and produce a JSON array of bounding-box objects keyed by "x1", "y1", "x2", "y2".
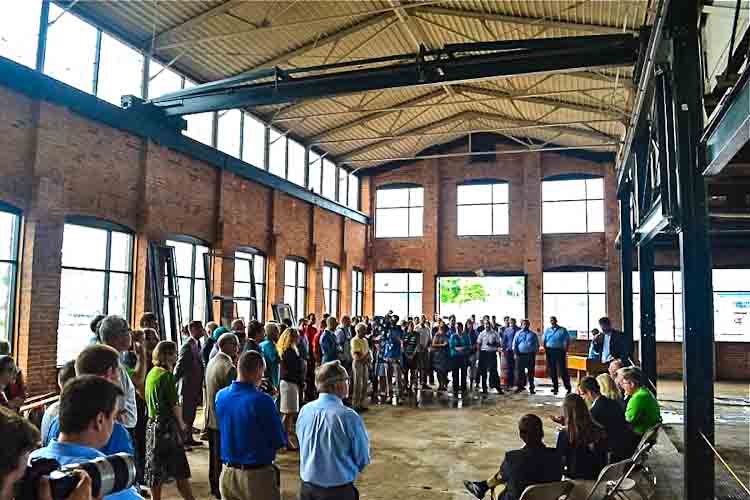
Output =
[
  {"x1": 220, "y1": 464, "x2": 280, "y2": 500},
  {"x1": 352, "y1": 359, "x2": 369, "y2": 408}
]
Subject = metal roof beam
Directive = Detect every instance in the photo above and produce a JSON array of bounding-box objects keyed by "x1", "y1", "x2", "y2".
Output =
[
  {"x1": 338, "y1": 110, "x2": 619, "y2": 160},
  {"x1": 153, "y1": 0, "x2": 247, "y2": 48},
  {"x1": 416, "y1": 6, "x2": 635, "y2": 35}
]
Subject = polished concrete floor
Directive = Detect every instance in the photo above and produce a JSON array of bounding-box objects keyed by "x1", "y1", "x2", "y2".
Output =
[{"x1": 157, "y1": 378, "x2": 749, "y2": 500}]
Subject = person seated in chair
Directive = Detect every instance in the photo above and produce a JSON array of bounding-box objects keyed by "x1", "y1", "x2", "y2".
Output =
[
  {"x1": 463, "y1": 414, "x2": 562, "y2": 500},
  {"x1": 619, "y1": 367, "x2": 661, "y2": 436}
]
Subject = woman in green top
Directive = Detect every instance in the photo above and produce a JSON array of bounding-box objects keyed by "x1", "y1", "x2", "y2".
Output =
[
  {"x1": 144, "y1": 341, "x2": 195, "y2": 500},
  {"x1": 620, "y1": 366, "x2": 661, "y2": 435}
]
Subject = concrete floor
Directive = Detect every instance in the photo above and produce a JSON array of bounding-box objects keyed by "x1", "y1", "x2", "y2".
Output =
[{"x1": 158, "y1": 378, "x2": 749, "y2": 500}]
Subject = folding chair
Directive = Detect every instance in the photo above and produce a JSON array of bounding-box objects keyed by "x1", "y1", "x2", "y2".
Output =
[{"x1": 519, "y1": 480, "x2": 575, "y2": 500}]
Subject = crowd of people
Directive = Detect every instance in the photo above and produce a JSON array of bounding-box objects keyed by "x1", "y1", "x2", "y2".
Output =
[{"x1": 0, "y1": 310, "x2": 662, "y2": 500}]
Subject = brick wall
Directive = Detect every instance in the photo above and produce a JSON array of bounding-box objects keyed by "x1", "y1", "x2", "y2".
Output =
[{"x1": 0, "y1": 86, "x2": 367, "y2": 393}]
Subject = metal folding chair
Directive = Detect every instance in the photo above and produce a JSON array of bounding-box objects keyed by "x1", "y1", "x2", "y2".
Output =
[{"x1": 519, "y1": 480, "x2": 575, "y2": 500}]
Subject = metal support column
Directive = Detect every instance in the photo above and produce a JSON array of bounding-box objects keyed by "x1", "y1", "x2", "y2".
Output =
[
  {"x1": 619, "y1": 185, "x2": 635, "y2": 355},
  {"x1": 638, "y1": 242, "x2": 657, "y2": 392},
  {"x1": 670, "y1": 4, "x2": 715, "y2": 499},
  {"x1": 35, "y1": 0, "x2": 50, "y2": 72}
]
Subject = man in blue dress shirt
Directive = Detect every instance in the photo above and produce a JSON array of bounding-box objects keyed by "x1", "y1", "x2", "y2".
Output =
[
  {"x1": 215, "y1": 351, "x2": 287, "y2": 500},
  {"x1": 320, "y1": 317, "x2": 340, "y2": 364},
  {"x1": 501, "y1": 318, "x2": 519, "y2": 389},
  {"x1": 542, "y1": 316, "x2": 572, "y2": 395},
  {"x1": 297, "y1": 360, "x2": 370, "y2": 500},
  {"x1": 512, "y1": 320, "x2": 539, "y2": 394}
]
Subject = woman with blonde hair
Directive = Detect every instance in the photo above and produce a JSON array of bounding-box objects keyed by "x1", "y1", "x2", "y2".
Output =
[
  {"x1": 144, "y1": 341, "x2": 195, "y2": 500},
  {"x1": 278, "y1": 328, "x2": 303, "y2": 451},
  {"x1": 555, "y1": 393, "x2": 608, "y2": 480}
]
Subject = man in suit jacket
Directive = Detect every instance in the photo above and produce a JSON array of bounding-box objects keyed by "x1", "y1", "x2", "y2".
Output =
[
  {"x1": 175, "y1": 320, "x2": 205, "y2": 446},
  {"x1": 579, "y1": 376, "x2": 638, "y2": 462},
  {"x1": 598, "y1": 317, "x2": 632, "y2": 363},
  {"x1": 464, "y1": 414, "x2": 562, "y2": 500},
  {"x1": 205, "y1": 332, "x2": 239, "y2": 498}
]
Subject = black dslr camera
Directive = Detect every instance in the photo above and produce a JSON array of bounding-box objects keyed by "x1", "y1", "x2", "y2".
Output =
[{"x1": 16, "y1": 453, "x2": 136, "y2": 500}]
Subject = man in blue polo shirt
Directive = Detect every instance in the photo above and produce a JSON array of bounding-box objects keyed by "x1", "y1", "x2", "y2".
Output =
[
  {"x1": 513, "y1": 320, "x2": 539, "y2": 394},
  {"x1": 543, "y1": 316, "x2": 572, "y2": 395},
  {"x1": 30, "y1": 376, "x2": 143, "y2": 500},
  {"x1": 215, "y1": 350, "x2": 286, "y2": 500}
]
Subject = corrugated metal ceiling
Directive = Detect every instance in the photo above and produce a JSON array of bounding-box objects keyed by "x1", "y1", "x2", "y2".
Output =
[{"x1": 66, "y1": 0, "x2": 651, "y2": 170}]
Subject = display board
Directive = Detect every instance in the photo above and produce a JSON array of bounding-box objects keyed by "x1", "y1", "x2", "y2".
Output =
[{"x1": 438, "y1": 275, "x2": 525, "y2": 321}]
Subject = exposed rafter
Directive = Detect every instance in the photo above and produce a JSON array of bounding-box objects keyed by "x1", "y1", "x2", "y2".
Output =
[
  {"x1": 416, "y1": 6, "x2": 635, "y2": 35},
  {"x1": 153, "y1": 0, "x2": 247, "y2": 48},
  {"x1": 337, "y1": 110, "x2": 619, "y2": 160}
]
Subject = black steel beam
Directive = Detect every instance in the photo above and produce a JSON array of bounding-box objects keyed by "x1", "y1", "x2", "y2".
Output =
[
  {"x1": 619, "y1": 185, "x2": 635, "y2": 354},
  {"x1": 670, "y1": 4, "x2": 715, "y2": 500},
  {"x1": 637, "y1": 242, "x2": 657, "y2": 393},
  {"x1": 139, "y1": 34, "x2": 639, "y2": 116}
]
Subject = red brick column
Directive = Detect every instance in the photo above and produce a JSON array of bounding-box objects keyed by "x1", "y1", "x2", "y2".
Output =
[{"x1": 523, "y1": 153, "x2": 543, "y2": 332}]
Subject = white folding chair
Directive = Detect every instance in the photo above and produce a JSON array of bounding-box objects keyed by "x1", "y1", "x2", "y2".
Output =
[{"x1": 519, "y1": 480, "x2": 575, "y2": 500}]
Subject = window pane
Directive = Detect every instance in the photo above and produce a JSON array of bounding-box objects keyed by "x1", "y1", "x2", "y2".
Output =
[
  {"x1": 338, "y1": 169, "x2": 348, "y2": 205},
  {"x1": 148, "y1": 60, "x2": 183, "y2": 99},
  {"x1": 97, "y1": 33, "x2": 143, "y2": 106},
  {"x1": 217, "y1": 109, "x2": 242, "y2": 158},
  {"x1": 654, "y1": 271, "x2": 674, "y2": 293},
  {"x1": 348, "y1": 175, "x2": 359, "y2": 210},
  {"x1": 57, "y1": 269, "x2": 104, "y2": 365},
  {"x1": 408, "y1": 293, "x2": 422, "y2": 318},
  {"x1": 544, "y1": 293, "x2": 589, "y2": 336},
  {"x1": 44, "y1": 6, "x2": 98, "y2": 93},
  {"x1": 322, "y1": 159, "x2": 337, "y2": 200},
  {"x1": 493, "y1": 183, "x2": 509, "y2": 203},
  {"x1": 332, "y1": 268, "x2": 339, "y2": 289},
  {"x1": 297, "y1": 263, "x2": 307, "y2": 287},
  {"x1": 296, "y1": 290, "x2": 305, "y2": 319},
  {"x1": 193, "y1": 279, "x2": 206, "y2": 322},
  {"x1": 0, "y1": 211, "x2": 19, "y2": 261},
  {"x1": 107, "y1": 273, "x2": 130, "y2": 318},
  {"x1": 543, "y1": 179, "x2": 586, "y2": 201},
  {"x1": 330, "y1": 291, "x2": 338, "y2": 316},
  {"x1": 673, "y1": 294, "x2": 683, "y2": 341},
  {"x1": 234, "y1": 252, "x2": 253, "y2": 282},
  {"x1": 234, "y1": 282, "x2": 251, "y2": 322},
  {"x1": 285, "y1": 260, "x2": 296, "y2": 286},
  {"x1": 288, "y1": 140, "x2": 306, "y2": 187},
  {"x1": 544, "y1": 272, "x2": 587, "y2": 293},
  {"x1": 586, "y1": 178, "x2": 604, "y2": 199},
  {"x1": 586, "y1": 199, "x2": 605, "y2": 232},
  {"x1": 409, "y1": 273, "x2": 423, "y2": 292},
  {"x1": 284, "y1": 286, "x2": 295, "y2": 310},
  {"x1": 184, "y1": 112, "x2": 214, "y2": 146},
  {"x1": 408, "y1": 207, "x2": 423, "y2": 236},
  {"x1": 655, "y1": 294, "x2": 675, "y2": 341},
  {"x1": 308, "y1": 152, "x2": 322, "y2": 193},
  {"x1": 375, "y1": 273, "x2": 408, "y2": 292},
  {"x1": 543, "y1": 200, "x2": 587, "y2": 233},
  {"x1": 376, "y1": 208, "x2": 409, "y2": 238},
  {"x1": 588, "y1": 272, "x2": 606, "y2": 294},
  {"x1": 195, "y1": 245, "x2": 209, "y2": 279},
  {"x1": 242, "y1": 114, "x2": 265, "y2": 168},
  {"x1": 672, "y1": 271, "x2": 682, "y2": 293},
  {"x1": 256, "y1": 284, "x2": 265, "y2": 322},
  {"x1": 0, "y1": 0, "x2": 40, "y2": 68},
  {"x1": 457, "y1": 205, "x2": 492, "y2": 235},
  {"x1": 375, "y1": 292, "x2": 408, "y2": 318},
  {"x1": 713, "y1": 269, "x2": 750, "y2": 291},
  {"x1": 254, "y1": 255, "x2": 266, "y2": 285},
  {"x1": 377, "y1": 188, "x2": 409, "y2": 208},
  {"x1": 492, "y1": 204, "x2": 509, "y2": 235},
  {"x1": 0, "y1": 263, "x2": 14, "y2": 343},
  {"x1": 323, "y1": 266, "x2": 331, "y2": 289},
  {"x1": 62, "y1": 224, "x2": 107, "y2": 269},
  {"x1": 409, "y1": 187, "x2": 424, "y2": 207},
  {"x1": 168, "y1": 240, "x2": 194, "y2": 278},
  {"x1": 268, "y1": 128, "x2": 286, "y2": 177},
  {"x1": 458, "y1": 184, "x2": 492, "y2": 205},
  {"x1": 588, "y1": 294, "x2": 607, "y2": 340},
  {"x1": 109, "y1": 231, "x2": 132, "y2": 272}
]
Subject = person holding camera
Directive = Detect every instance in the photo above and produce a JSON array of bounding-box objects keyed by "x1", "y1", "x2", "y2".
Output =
[{"x1": 29, "y1": 376, "x2": 143, "y2": 500}]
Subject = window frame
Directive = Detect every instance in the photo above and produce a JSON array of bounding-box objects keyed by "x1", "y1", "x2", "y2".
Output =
[
  {"x1": 542, "y1": 268, "x2": 606, "y2": 340},
  {"x1": 165, "y1": 235, "x2": 211, "y2": 325},
  {"x1": 323, "y1": 262, "x2": 341, "y2": 317},
  {"x1": 352, "y1": 268, "x2": 364, "y2": 317},
  {"x1": 234, "y1": 247, "x2": 267, "y2": 323},
  {"x1": 58, "y1": 217, "x2": 134, "y2": 364},
  {"x1": 375, "y1": 184, "x2": 424, "y2": 239},
  {"x1": 0, "y1": 203, "x2": 22, "y2": 348},
  {"x1": 456, "y1": 180, "x2": 510, "y2": 236},
  {"x1": 284, "y1": 257, "x2": 308, "y2": 320},
  {"x1": 542, "y1": 174, "x2": 605, "y2": 234},
  {"x1": 374, "y1": 271, "x2": 423, "y2": 318},
  {"x1": 632, "y1": 269, "x2": 683, "y2": 342}
]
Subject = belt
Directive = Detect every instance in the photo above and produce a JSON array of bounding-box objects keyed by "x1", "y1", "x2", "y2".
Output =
[
  {"x1": 302, "y1": 481, "x2": 354, "y2": 491},
  {"x1": 225, "y1": 463, "x2": 271, "y2": 470}
]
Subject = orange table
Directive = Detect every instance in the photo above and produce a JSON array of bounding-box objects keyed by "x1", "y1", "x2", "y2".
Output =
[{"x1": 568, "y1": 355, "x2": 608, "y2": 384}]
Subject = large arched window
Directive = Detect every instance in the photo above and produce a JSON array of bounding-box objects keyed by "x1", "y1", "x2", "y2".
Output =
[
  {"x1": 542, "y1": 175, "x2": 604, "y2": 234},
  {"x1": 542, "y1": 267, "x2": 606, "y2": 339},
  {"x1": 166, "y1": 237, "x2": 210, "y2": 326},
  {"x1": 284, "y1": 257, "x2": 307, "y2": 320},
  {"x1": 0, "y1": 203, "x2": 21, "y2": 347},
  {"x1": 234, "y1": 248, "x2": 267, "y2": 323},
  {"x1": 375, "y1": 184, "x2": 424, "y2": 238},
  {"x1": 58, "y1": 217, "x2": 134, "y2": 365}
]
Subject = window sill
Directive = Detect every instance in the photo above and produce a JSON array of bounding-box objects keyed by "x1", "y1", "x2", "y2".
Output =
[
  {"x1": 456, "y1": 234, "x2": 511, "y2": 240},
  {"x1": 374, "y1": 236, "x2": 424, "y2": 240},
  {"x1": 542, "y1": 232, "x2": 605, "y2": 237}
]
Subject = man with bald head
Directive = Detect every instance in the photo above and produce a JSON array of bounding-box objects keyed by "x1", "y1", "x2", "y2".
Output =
[{"x1": 297, "y1": 361, "x2": 370, "y2": 500}]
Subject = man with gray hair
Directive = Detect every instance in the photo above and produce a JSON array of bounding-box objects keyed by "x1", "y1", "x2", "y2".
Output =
[
  {"x1": 98, "y1": 314, "x2": 137, "y2": 429},
  {"x1": 296, "y1": 361, "x2": 370, "y2": 500},
  {"x1": 206, "y1": 333, "x2": 239, "y2": 498}
]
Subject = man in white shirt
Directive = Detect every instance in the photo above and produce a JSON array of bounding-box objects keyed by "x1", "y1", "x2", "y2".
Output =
[
  {"x1": 416, "y1": 317, "x2": 433, "y2": 388},
  {"x1": 477, "y1": 319, "x2": 503, "y2": 394},
  {"x1": 98, "y1": 315, "x2": 137, "y2": 429}
]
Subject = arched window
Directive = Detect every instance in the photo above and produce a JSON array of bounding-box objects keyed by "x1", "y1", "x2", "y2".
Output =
[
  {"x1": 542, "y1": 174, "x2": 604, "y2": 234},
  {"x1": 0, "y1": 203, "x2": 21, "y2": 347},
  {"x1": 375, "y1": 184, "x2": 424, "y2": 238},
  {"x1": 323, "y1": 263, "x2": 340, "y2": 317},
  {"x1": 58, "y1": 217, "x2": 134, "y2": 365},
  {"x1": 234, "y1": 248, "x2": 267, "y2": 323},
  {"x1": 166, "y1": 237, "x2": 210, "y2": 327},
  {"x1": 542, "y1": 267, "x2": 606, "y2": 339},
  {"x1": 456, "y1": 180, "x2": 509, "y2": 236},
  {"x1": 284, "y1": 258, "x2": 307, "y2": 321}
]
